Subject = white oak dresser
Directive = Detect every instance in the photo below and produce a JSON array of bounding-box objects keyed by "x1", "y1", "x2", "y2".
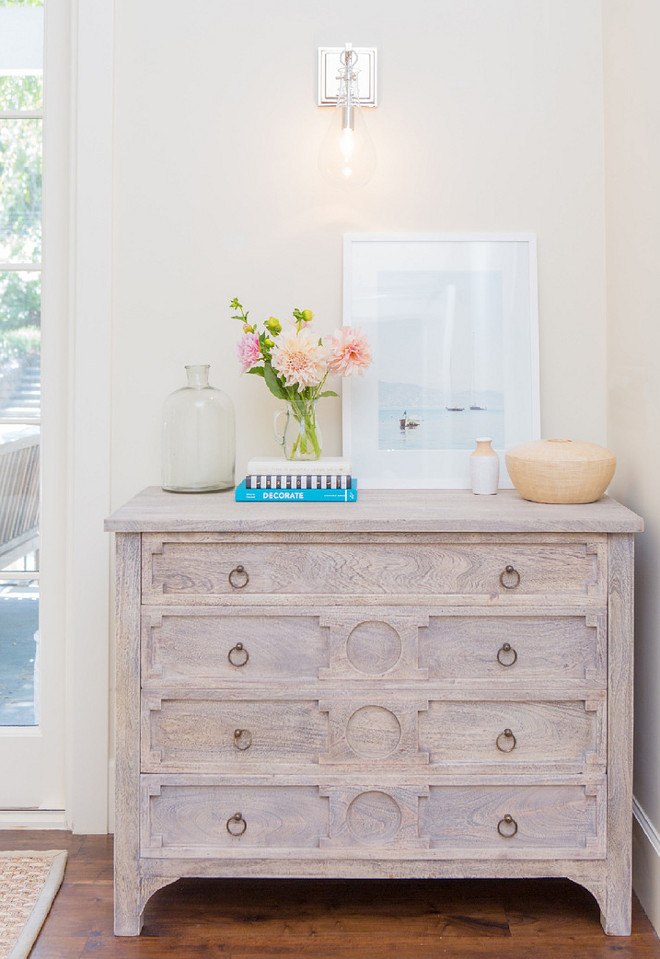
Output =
[{"x1": 105, "y1": 487, "x2": 643, "y2": 936}]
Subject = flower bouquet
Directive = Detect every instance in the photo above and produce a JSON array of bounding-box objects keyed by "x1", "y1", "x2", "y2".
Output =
[{"x1": 231, "y1": 298, "x2": 372, "y2": 460}]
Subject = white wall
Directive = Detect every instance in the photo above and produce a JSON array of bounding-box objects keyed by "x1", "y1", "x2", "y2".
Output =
[
  {"x1": 65, "y1": 0, "x2": 657, "y2": 928},
  {"x1": 603, "y1": 0, "x2": 660, "y2": 932},
  {"x1": 110, "y1": 0, "x2": 607, "y2": 506}
]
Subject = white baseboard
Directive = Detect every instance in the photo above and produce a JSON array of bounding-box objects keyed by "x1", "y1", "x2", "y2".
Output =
[
  {"x1": 0, "y1": 809, "x2": 68, "y2": 830},
  {"x1": 633, "y1": 796, "x2": 660, "y2": 935}
]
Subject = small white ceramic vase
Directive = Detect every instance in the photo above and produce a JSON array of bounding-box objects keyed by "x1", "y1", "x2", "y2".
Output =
[{"x1": 470, "y1": 437, "x2": 499, "y2": 495}]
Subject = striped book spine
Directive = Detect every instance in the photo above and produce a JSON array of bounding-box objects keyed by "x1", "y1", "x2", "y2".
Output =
[{"x1": 245, "y1": 474, "x2": 353, "y2": 490}]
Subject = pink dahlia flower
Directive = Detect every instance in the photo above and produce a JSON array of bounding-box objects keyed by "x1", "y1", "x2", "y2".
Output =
[
  {"x1": 327, "y1": 327, "x2": 372, "y2": 376},
  {"x1": 270, "y1": 327, "x2": 327, "y2": 389},
  {"x1": 236, "y1": 332, "x2": 262, "y2": 372}
]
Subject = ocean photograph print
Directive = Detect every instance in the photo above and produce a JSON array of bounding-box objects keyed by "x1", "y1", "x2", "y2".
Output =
[{"x1": 342, "y1": 234, "x2": 540, "y2": 488}]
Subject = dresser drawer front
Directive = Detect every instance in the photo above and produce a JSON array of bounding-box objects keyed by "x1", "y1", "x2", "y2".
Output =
[
  {"x1": 141, "y1": 781, "x2": 327, "y2": 857},
  {"x1": 420, "y1": 612, "x2": 606, "y2": 685},
  {"x1": 420, "y1": 784, "x2": 605, "y2": 858},
  {"x1": 420, "y1": 700, "x2": 605, "y2": 767},
  {"x1": 140, "y1": 779, "x2": 605, "y2": 860},
  {"x1": 142, "y1": 535, "x2": 606, "y2": 604},
  {"x1": 142, "y1": 694, "x2": 605, "y2": 772},
  {"x1": 142, "y1": 697, "x2": 327, "y2": 770},
  {"x1": 141, "y1": 609, "x2": 326, "y2": 685}
]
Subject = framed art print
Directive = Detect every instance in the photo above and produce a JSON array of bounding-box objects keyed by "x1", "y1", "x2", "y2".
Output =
[{"x1": 342, "y1": 233, "x2": 540, "y2": 489}]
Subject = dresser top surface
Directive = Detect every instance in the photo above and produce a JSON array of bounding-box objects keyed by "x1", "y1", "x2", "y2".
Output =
[{"x1": 104, "y1": 487, "x2": 643, "y2": 534}]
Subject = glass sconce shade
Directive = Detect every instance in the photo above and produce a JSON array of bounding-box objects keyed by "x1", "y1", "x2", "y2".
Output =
[
  {"x1": 162, "y1": 364, "x2": 235, "y2": 492},
  {"x1": 319, "y1": 45, "x2": 376, "y2": 188},
  {"x1": 319, "y1": 98, "x2": 376, "y2": 187}
]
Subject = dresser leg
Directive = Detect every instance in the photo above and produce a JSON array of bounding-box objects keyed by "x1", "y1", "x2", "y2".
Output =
[
  {"x1": 600, "y1": 889, "x2": 632, "y2": 936},
  {"x1": 600, "y1": 910, "x2": 631, "y2": 937},
  {"x1": 114, "y1": 874, "x2": 144, "y2": 936}
]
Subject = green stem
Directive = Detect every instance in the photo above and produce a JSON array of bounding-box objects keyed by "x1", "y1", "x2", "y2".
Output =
[{"x1": 286, "y1": 396, "x2": 321, "y2": 459}]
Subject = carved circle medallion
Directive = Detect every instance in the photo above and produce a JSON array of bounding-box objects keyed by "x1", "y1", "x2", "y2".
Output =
[
  {"x1": 345, "y1": 706, "x2": 402, "y2": 759},
  {"x1": 346, "y1": 621, "x2": 402, "y2": 674},
  {"x1": 347, "y1": 791, "x2": 402, "y2": 845}
]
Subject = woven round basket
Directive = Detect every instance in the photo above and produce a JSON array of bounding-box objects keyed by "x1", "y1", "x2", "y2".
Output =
[{"x1": 505, "y1": 439, "x2": 616, "y2": 504}]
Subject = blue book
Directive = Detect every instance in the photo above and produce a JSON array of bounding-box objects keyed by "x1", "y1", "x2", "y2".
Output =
[{"x1": 235, "y1": 478, "x2": 358, "y2": 502}]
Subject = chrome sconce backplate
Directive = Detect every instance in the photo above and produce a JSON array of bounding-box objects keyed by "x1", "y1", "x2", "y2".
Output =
[{"x1": 317, "y1": 47, "x2": 378, "y2": 107}]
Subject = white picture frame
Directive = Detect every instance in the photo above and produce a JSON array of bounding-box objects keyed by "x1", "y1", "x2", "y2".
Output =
[{"x1": 342, "y1": 233, "x2": 540, "y2": 489}]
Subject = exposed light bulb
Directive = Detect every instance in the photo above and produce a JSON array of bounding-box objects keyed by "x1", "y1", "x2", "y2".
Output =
[{"x1": 319, "y1": 45, "x2": 376, "y2": 188}]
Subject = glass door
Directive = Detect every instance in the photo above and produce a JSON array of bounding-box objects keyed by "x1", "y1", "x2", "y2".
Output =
[{"x1": 0, "y1": 0, "x2": 64, "y2": 811}]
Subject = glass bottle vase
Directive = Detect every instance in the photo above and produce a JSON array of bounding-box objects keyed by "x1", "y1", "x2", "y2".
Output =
[
  {"x1": 273, "y1": 399, "x2": 322, "y2": 460},
  {"x1": 162, "y1": 365, "x2": 235, "y2": 492}
]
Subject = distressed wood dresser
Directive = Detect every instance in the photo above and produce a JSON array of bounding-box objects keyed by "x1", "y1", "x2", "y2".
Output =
[{"x1": 105, "y1": 487, "x2": 643, "y2": 936}]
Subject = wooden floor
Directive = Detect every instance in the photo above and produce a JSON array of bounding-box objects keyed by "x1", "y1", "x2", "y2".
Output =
[{"x1": 2, "y1": 830, "x2": 659, "y2": 958}]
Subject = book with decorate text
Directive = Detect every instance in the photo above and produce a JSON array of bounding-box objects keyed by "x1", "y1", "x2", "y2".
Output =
[{"x1": 235, "y1": 478, "x2": 358, "y2": 503}]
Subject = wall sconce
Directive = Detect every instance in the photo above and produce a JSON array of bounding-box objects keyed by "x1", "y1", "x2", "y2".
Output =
[{"x1": 317, "y1": 43, "x2": 377, "y2": 187}]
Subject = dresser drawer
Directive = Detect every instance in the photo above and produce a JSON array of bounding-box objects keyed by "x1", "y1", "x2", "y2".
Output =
[
  {"x1": 141, "y1": 608, "x2": 326, "y2": 686},
  {"x1": 142, "y1": 608, "x2": 606, "y2": 689},
  {"x1": 142, "y1": 534, "x2": 607, "y2": 605},
  {"x1": 140, "y1": 778, "x2": 605, "y2": 861},
  {"x1": 141, "y1": 780, "x2": 327, "y2": 858},
  {"x1": 420, "y1": 611, "x2": 606, "y2": 686},
  {"x1": 420, "y1": 783, "x2": 605, "y2": 858},
  {"x1": 419, "y1": 700, "x2": 605, "y2": 768},
  {"x1": 142, "y1": 693, "x2": 605, "y2": 772},
  {"x1": 141, "y1": 695, "x2": 327, "y2": 771}
]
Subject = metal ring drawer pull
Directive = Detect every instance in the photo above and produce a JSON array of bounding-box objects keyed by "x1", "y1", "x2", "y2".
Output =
[
  {"x1": 497, "y1": 814, "x2": 518, "y2": 838},
  {"x1": 496, "y1": 728, "x2": 517, "y2": 752},
  {"x1": 226, "y1": 812, "x2": 247, "y2": 836},
  {"x1": 228, "y1": 565, "x2": 249, "y2": 589},
  {"x1": 227, "y1": 642, "x2": 249, "y2": 667},
  {"x1": 499, "y1": 564, "x2": 521, "y2": 589},
  {"x1": 233, "y1": 728, "x2": 253, "y2": 751},
  {"x1": 496, "y1": 642, "x2": 518, "y2": 667}
]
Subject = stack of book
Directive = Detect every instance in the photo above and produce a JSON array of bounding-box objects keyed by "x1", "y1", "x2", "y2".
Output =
[{"x1": 235, "y1": 457, "x2": 357, "y2": 502}]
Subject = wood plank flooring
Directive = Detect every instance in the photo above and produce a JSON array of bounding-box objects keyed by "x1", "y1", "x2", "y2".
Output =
[{"x1": 1, "y1": 830, "x2": 658, "y2": 958}]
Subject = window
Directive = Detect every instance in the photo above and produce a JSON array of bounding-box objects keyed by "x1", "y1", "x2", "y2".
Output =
[{"x1": 0, "y1": 0, "x2": 43, "y2": 726}]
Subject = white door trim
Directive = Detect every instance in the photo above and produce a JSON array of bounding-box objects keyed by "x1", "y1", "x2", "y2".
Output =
[{"x1": 64, "y1": 0, "x2": 114, "y2": 833}]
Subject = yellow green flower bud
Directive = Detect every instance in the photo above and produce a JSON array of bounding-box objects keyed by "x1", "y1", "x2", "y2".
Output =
[
  {"x1": 301, "y1": 309, "x2": 313, "y2": 322},
  {"x1": 266, "y1": 317, "x2": 281, "y2": 333}
]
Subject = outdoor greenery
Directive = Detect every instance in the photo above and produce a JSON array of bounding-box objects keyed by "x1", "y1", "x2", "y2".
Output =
[
  {"x1": 0, "y1": 1, "x2": 43, "y2": 7},
  {"x1": 0, "y1": 73, "x2": 41, "y2": 111},
  {"x1": 0, "y1": 74, "x2": 41, "y2": 373},
  {"x1": 0, "y1": 326, "x2": 40, "y2": 365}
]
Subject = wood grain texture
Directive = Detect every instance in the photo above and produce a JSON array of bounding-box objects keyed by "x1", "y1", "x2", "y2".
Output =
[
  {"x1": 420, "y1": 783, "x2": 605, "y2": 858},
  {"x1": 104, "y1": 487, "x2": 644, "y2": 533},
  {"x1": 141, "y1": 696, "x2": 327, "y2": 770},
  {"x1": 604, "y1": 533, "x2": 635, "y2": 935},
  {"x1": 143, "y1": 536, "x2": 606, "y2": 604},
  {"x1": 420, "y1": 609, "x2": 607, "y2": 685},
  {"x1": 141, "y1": 608, "x2": 327, "y2": 685},
  {"x1": 113, "y1": 533, "x2": 143, "y2": 935},
  {"x1": 107, "y1": 491, "x2": 642, "y2": 937},
  {"x1": 420, "y1": 699, "x2": 605, "y2": 768},
  {"x1": 8, "y1": 829, "x2": 656, "y2": 957},
  {"x1": 141, "y1": 783, "x2": 327, "y2": 857}
]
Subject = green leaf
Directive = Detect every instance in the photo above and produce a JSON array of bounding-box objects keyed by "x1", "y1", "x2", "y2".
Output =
[
  {"x1": 318, "y1": 390, "x2": 338, "y2": 398},
  {"x1": 263, "y1": 362, "x2": 288, "y2": 399},
  {"x1": 245, "y1": 367, "x2": 265, "y2": 378}
]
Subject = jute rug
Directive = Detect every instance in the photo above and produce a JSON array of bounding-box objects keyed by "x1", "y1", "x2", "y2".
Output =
[{"x1": 0, "y1": 850, "x2": 67, "y2": 959}]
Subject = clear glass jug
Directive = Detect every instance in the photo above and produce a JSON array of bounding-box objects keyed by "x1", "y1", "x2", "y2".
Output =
[{"x1": 162, "y1": 365, "x2": 235, "y2": 492}]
